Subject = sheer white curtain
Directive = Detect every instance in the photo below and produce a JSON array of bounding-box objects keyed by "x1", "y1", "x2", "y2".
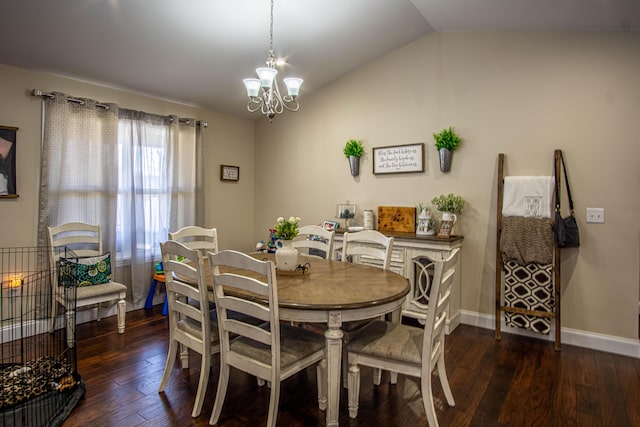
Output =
[
  {"x1": 117, "y1": 110, "x2": 196, "y2": 305},
  {"x1": 39, "y1": 93, "x2": 199, "y2": 308}
]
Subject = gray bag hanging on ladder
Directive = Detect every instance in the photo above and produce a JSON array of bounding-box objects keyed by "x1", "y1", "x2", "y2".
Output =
[{"x1": 555, "y1": 150, "x2": 580, "y2": 248}]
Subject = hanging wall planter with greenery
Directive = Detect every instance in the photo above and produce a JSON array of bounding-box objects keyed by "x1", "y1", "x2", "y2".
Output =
[
  {"x1": 343, "y1": 139, "x2": 364, "y2": 176},
  {"x1": 433, "y1": 127, "x2": 462, "y2": 172}
]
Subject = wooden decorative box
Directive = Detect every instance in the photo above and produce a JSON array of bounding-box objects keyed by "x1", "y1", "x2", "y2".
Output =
[{"x1": 377, "y1": 206, "x2": 416, "y2": 233}]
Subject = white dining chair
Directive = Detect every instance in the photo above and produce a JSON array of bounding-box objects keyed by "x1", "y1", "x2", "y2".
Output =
[
  {"x1": 208, "y1": 250, "x2": 327, "y2": 427},
  {"x1": 291, "y1": 224, "x2": 335, "y2": 260},
  {"x1": 341, "y1": 229, "x2": 394, "y2": 270},
  {"x1": 339, "y1": 229, "x2": 395, "y2": 386},
  {"x1": 169, "y1": 225, "x2": 218, "y2": 255},
  {"x1": 346, "y1": 248, "x2": 460, "y2": 426},
  {"x1": 158, "y1": 240, "x2": 219, "y2": 418},
  {"x1": 48, "y1": 222, "x2": 127, "y2": 347}
]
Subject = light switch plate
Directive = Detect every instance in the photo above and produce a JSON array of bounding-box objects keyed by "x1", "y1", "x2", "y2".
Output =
[{"x1": 586, "y1": 207, "x2": 605, "y2": 224}]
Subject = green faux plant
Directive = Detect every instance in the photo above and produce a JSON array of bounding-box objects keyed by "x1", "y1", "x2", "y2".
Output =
[
  {"x1": 433, "y1": 127, "x2": 462, "y2": 152},
  {"x1": 431, "y1": 193, "x2": 465, "y2": 214},
  {"x1": 343, "y1": 139, "x2": 364, "y2": 158}
]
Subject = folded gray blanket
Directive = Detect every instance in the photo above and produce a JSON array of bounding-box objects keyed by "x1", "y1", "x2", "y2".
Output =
[{"x1": 500, "y1": 216, "x2": 554, "y2": 265}]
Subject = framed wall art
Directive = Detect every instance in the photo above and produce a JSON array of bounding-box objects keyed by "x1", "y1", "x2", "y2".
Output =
[
  {"x1": 0, "y1": 126, "x2": 18, "y2": 198},
  {"x1": 220, "y1": 165, "x2": 240, "y2": 182},
  {"x1": 373, "y1": 143, "x2": 424, "y2": 175}
]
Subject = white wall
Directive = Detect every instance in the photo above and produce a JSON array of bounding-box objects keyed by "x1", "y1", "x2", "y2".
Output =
[{"x1": 253, "y1": 32, "x2": 640, "y2": 342}]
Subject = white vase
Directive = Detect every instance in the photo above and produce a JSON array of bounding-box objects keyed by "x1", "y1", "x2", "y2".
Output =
[
  {"x1": 441, "y1": 211, "x2": 458, "y2": 225},
  {"x1": 275, "y1": 239, "x2": 299, "y2": 271},
  {"x1": 441, "y1": 211, "x2": 458, "y2": 235}
]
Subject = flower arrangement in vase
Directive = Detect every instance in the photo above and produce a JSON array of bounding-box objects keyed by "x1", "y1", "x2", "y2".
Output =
[
  {"x1": 273, "y1": 216, "x2": 301, "y2": 271},
  {"x1": 274, "y1": 216, "x2": 301, "y2": 240},
  {"x1": 431, "y1": 194, "x2": 464, "y2": 231}
]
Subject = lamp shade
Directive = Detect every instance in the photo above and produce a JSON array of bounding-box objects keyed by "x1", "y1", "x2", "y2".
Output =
[
  {"x1": 283, "y1": 77, "x2": 303, "y2": 97},
  {"x1": 243, "y1": 79, "x2": 261, "y2": 97},
  {"x1": 256, "y1": 67, "x2": 278, "y2": 89}
]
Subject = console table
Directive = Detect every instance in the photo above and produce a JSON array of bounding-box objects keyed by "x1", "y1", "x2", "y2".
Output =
[{"x1": 333, "y1": 230, "x2": 463, "y2": 333}]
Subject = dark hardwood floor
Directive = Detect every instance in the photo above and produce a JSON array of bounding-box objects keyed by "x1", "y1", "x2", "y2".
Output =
[{"x1": 63, "y1": 306, "x2": 640, "y2": 427}]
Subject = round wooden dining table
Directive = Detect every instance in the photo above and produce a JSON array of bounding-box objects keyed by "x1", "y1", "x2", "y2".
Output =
[{"x1": 196, "y1": 252, "x2": 409, "y2": 426}]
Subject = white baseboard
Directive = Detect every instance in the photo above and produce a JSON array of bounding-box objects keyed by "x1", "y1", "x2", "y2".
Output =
[
  {"x1": 459, "y1": 310, "x2": 640, "y2": 359},
  {"x1": 1, "y1": 319, "x2": 49, "y2": 343}
]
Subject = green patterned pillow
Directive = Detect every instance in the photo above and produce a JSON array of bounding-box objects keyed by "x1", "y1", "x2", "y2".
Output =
[{"x1": 58, "y1": 253, "x2": 112, "y2": 287}]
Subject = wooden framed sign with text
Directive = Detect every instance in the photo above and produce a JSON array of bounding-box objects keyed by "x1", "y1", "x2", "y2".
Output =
[
  {"x1": 437, "y1": 220, "x2": 453, "y2": 239},
  {"x1": 373, "y1": 143, "x2": 424, "y2": 175}
]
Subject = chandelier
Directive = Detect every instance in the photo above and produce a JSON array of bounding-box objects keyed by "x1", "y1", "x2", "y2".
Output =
[{"x1": 243, "y1": 0, "x2": 303, "y2": 122}]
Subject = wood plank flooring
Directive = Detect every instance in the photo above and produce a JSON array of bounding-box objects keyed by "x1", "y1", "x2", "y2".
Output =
[{"x1": 62, "y1": 307, "x2": 640, "y2": 426}]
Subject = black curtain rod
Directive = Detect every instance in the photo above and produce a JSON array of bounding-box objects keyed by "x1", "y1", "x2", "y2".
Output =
[{"x1": 31, "y1": 89, "x2": 208, "y2": 127}]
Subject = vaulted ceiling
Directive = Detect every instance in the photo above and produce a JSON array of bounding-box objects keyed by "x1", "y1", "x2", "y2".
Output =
[{"x1": 1, "y1": 0, "x2": 638, "y2": 119}]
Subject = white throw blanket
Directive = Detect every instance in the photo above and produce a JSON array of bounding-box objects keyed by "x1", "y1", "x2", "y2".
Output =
[{"x1": 502, "y1": 176, "x2": 554, "y2": 218}]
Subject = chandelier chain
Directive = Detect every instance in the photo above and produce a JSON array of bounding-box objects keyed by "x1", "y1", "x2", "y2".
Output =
[{"x1": 269, "y1": 0, "x2": 274, "y2": 54}]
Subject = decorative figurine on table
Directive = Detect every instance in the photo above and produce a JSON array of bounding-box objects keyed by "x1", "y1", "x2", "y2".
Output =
[
  {"x1": 255, "y1": 240, "x2": 267, "y2": 252},
  {"x1": 268, "y1": 228, "x2": 278, "y2": 253}
]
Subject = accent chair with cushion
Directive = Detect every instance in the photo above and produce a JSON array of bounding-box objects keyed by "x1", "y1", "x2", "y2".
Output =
[{"x1": 48, "y1": 222, "x2": 127, "y2": 347}]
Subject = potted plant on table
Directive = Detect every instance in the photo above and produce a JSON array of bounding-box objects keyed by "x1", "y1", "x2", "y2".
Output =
[
  {"x1": 343, "y1": 139, "x2": 364, "y2": 176},
  {"x1": 273, "y1": 216, "x2": 301, "y2": 271},
  {"x1": 433, "y1": 127, "x2": 462, "y2": 172},
  {"x1": 431, "y1": 193, "x2": 464, "y2": 232}
]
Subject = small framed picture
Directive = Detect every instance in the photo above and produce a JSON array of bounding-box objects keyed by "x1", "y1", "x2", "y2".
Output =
[
  {"x1": 322, "y1": 220, "x2": 339, "y2": 231},
  {"x1": 437, "y1": 220, "x2": 453, "y2": 238},
  {"x1": 220, "y1": 165, "x2": 239, "y2": 182}
]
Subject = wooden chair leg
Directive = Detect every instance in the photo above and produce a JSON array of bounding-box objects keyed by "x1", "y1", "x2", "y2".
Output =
[
  {"x1": 158, "y1": 339, "x2": 178, "y2": 392},
  {"x1": 192, "y1": 354, "x2": 210, "y2": 417},
  {"x1": 437, "y1": 354, "x2": 455, "y2": 406},
  {"x1": 266, "y1": 377, "x2": 281, "y2": 427},
  {"x1": 421, "y1": 373, "x2": 439, "y2": 427},
  {"x1": 117, "y1": 296, "x2": 126, "y2": 333},
  {"x1": 65, "y1": 308, "x2": 75, "y2": 348},
  {"x1": 373, "y1": 368, "x2": 382, "y2": 385},
  {"x1": 347, "y1": 364, "x2": 360, "y2": 418},
  {"x1": 210, "y1": 363, "x2": 230, "y2": 425},
  {"x1": 317, "y1": 359, "x2": 327, "y2": 411}
]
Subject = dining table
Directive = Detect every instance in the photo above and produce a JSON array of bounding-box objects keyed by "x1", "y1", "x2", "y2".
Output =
[{"x1": 200, "y1": 252, "x2": 410, "y2": 426}]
